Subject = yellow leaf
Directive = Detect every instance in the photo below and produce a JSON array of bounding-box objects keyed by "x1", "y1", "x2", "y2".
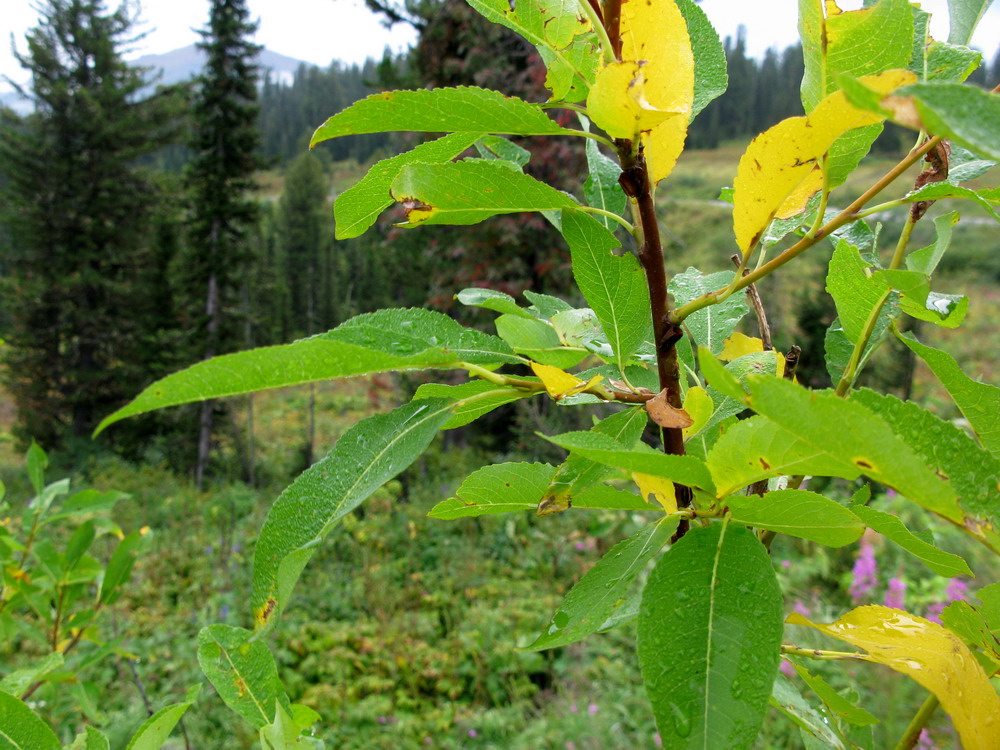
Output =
[
  {"x1": 645, "y1": 113, "x2": 690, "y2": 186},
  {"x1": 632, "y1": 472, "x2": 676, "y2": 512},
  {"x1": 586, "y1": 0, "x2": 694, "y2": 184},
  {"x1": 682, "y1": 386, "x2": 713, "y2": 439},
  {"x1": 732, "y1": 69, "x2": 916, "y2": 255},
  {"x1": 587, "y1": 62, "x2": 679, "y2": 140},
  {"x1": 530, "y1": 362, "x2": 603, "y2": 400},
  {"x1": 788, "y1": 606, "x2": 1000, "y2": 750},
  {"x1": 719, "y1": 332, "x2": 765, "y2": 362}
]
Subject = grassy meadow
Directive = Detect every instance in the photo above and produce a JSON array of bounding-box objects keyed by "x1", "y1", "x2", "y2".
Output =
[{"x1": 2, "y1": 144, "x2": 997, "y2": 748}]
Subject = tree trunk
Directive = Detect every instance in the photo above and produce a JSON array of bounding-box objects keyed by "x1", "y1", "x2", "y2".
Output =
[{"x1": 195, "y1": 266, "x2": 220, "y2": 490}]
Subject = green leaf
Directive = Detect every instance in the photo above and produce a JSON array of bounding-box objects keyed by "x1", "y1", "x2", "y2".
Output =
[
  {"x1": 456, "y1": 288, "x2": 536, "y2": 319},
  {"x1": 44, "y1": 488, "x2": 127, "y2": 524},
  {"x1": 475, "y1": 134, "x2": 532, "y2": 166},
  {"x1": 925, "y1": 41, "x2": 983, "y2": 82},
  {"x1": 124, "y1": 686, "x2": 200, "y2": 750},
  {"x1": 197, "y1": 625, "x2": 286, "y2": 729},
  {"x1": 429, "y1": 461, "x2": 657, "y2": 519},
  {"x1": 896, "y1": 82, "x2": 1000, "y2": 160},
  {"x1": 310, "y1": 87, "x2": 569, "y2": 146},
  {"x1": 947, "y1": 0, "x2": 994, "y2": 45},
  {"x1": 669, "y1": 269, "x2": 749, "y2": 354},
  {"x1": 824, "y1": 319, "x2": 854, "y2": 385},
  {"x1": 899, "y1": 183, "x2": 1000, "y2": 223},
  {"x1": 745, "y1": 377, "x2": 963, "y2": 524},
  {"x1": 898, "y1": 333, "x2": 1000, "y2": 458},
  {"x1": 0, "y1": 652, "x2": 63, "y2": 697},
  {"x1": 542, "y1": 406, "x2": 650, "y2": 508},
  {"x1": 583, "y1": 139, "x2": 626, "y2": 231},
  {"x1": 907, "y1": 211, "x2": 960, "y2": 275},
  {"x1": 0, "y1": 690, "x2": 60, "y2": 749},
  {"x1": 638, "y1": 523, "x2": 783, "y2": 749},
  {"x1": 799, "y1": 0, "x2": 913, "y2": 112},
  {"x1": 413, "y1": 381, "x2": 529, "y2": 429},
  {"x1": 64, "y1": 520, "x2": 96, "y2": 572},
  {"x1": 940, "y1": 601, "x2": 1000, "y2": 669},
  {"x1": 727, "y1": 490, "x2": 864, "y2": 547},
  {"x1": 73, "y1": 726, "x2": 111, "y2": 750},
  {"x1": 826, "y1": 240, "x2": 894, "y2": 345},
  {"x1": 770, "y1": 674, "x2": 847, "y2": 749},
  {"x1": 544, "y1": 431, "x2": 716, "y2": 492},
  {"x1": 464, "y1": 0, "x2": 599, "y2": 101},
  {"x1": 527, "y1": 516, "x2": 678, "y2": 651},
  {"x1": 561, "y1": 210, "x2": 650, "y2": 372},
  {"x1": 334, "y1": 133, "x2": 481, "y2": 239},
  {"x1": 848, "y1": 504, "x2": 973, "y2": 577},
  {"x1": 25, "y1": 443, "x2": 46, "y2": 495},
  {"x1": 850, "y1": 389, "x2": 1000, "y2": 536},
  {"x1": 826, "y1": 124, "x2": 886, "y2": 190},
  {"x1": 428, "y1": 462, "x2": 555, "y2": 519},
  {"x1": 947, "y1": 144, "x2": 996, "y2": 182},
  {"x1": 325, "y1": 308, "x2": 519, "y2": 365},
  {"x1": 677, "y1": 0, "x2": 729, "y2": 119},
  {"x1": 251, "y1": 399, "x2": 454, "y2": 632},
  {"x1": 391, "y1": 160, "x2": 578, "y2": 226},
  {"x1": 99, "y1": 529, "x2": 144, "y2": 605},
  {"x1": 96, "y1": 309, "x2": 517, "y2": 433},
  {"x1": 494, "y1": 314, "x2": 586, "y2": 368},
  {"x1": 707, "y1": 417, "x2": 852, "y2": 498},
  {"x1": 524, "y1": 290, "x2": 573, "y2": 319},
  {"x1": 790, "y1": 662, "x2": 880, "y2": 726}
]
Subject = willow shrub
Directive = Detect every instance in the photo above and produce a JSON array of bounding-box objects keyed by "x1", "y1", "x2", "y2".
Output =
[{"x1": 8, "y1": 0, "x2": 1000, "y2": 747}]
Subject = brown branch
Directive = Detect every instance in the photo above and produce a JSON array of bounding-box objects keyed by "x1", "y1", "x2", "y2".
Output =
[{"x1": 603, "y1": 0, "x2": 622, "y2": 59}]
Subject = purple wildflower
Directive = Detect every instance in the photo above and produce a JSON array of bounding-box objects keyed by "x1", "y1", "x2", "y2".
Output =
[
  {"x1": 654, "y1": 733, "x2": 663, "y2": 747},
  {"x1": 925, "y1": 602, "x2": 945, "y2": 624},
  {"x1": 850, "y1": 541, "x2": 878, "y2": 603},
  {"x1": 780, "y1": 660, "x2": 795, "y2": 678},
  {"x1": 467, "y1": 729, "x2": 478, "y2": 738},
  {"x1": 915, "y1": 729, "x2": 936, "y2": 749},
  {"x1": 946, "y1": 578, "x2": 969, "y2": 602},
  {"x1": 575, "y1": 541, "x2": 586, "y2": 551},
  {"x1": 781, "y1": 559, "x2": 791, "y2": 569},
  {"x1": 588, "y1": 702, "x2": 598, "y2": 716},
  {"x1": 793, "y1": 601, "x2": 811, "y2": 617},
  {"x1": 885, "y1": 576, "x2": 906, "y2": 610}
]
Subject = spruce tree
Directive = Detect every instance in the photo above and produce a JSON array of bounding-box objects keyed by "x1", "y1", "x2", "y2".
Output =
[
  {"x1": 180, "y1": 0, "x2": 262, "y2": 487},
  {"x1": 0, "y1": 0, "x2": 181, "y2": 448}
]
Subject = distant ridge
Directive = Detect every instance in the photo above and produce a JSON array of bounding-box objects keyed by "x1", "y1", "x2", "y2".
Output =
[{"x1": 1, "y1": 44, "x2": 314, "y2": 114}]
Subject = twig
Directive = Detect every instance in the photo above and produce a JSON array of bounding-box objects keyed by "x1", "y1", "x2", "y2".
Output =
[
  {"x1": 731, "y1": 254, "x2": 772, "y2": 349},
  {"x1": 670, "y1": 136, "x2": 944, "y2": 324},
  {"x1": 894, "y1": 693, "x2": 939, "y2": 750}
]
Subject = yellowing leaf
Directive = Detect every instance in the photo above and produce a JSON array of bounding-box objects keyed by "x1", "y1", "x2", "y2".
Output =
[
  {"x1": 788, "y1": 606, "x2": 1000, "y2": 750},
  {"x1": 733, "y1": 69, "x2": 916, "y2": 255},
  {"x1": 530, "y1": 362, "x2": 602, "y2": 399},
  {"x1": 682, "y1": 386, "x2": 713, "y2": 439},
  {"x1": 719, "y1": 332, "x2": 765, "y2": 361},
  {"x1": 645, "y1": 113, "x2": 690, "y2": 186},
  {"x1": 633, "y1": 472, "x2": 676, "y2": 512},
  {"x1": 586, "y1": 0, "x2": 694, "y2": 184},
  {"x1": 587, "y1": 63, "x2": 679, "y2": 139}
]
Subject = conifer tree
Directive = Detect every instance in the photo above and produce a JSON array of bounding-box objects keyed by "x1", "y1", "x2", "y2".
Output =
[
  {"x1": 0, "y1": 0, "x2": 181, "y2": 448},
  {"x1": 180, "y1": 0, "x2": 262, "y2": 487}
]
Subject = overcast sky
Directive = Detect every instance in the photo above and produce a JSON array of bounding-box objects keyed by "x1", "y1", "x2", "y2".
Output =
[{"x1": 3, "y1": 0, "x2": 998, "y2": 87}]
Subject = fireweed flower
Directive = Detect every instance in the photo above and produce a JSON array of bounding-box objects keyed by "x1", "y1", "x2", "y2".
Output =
[
  {"x1": 927, "y1": 577, "x2": 970, "y2": 623},
  {"x1": 885, "y1": 576, "x2": 907, "y2": 610},
  {"x1": 850, "y1": 541, "x2": 878, "y2": 603}
]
